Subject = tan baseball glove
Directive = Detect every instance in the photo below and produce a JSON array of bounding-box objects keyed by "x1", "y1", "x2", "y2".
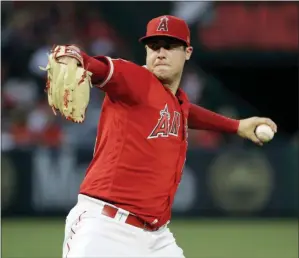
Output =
[{"x1": 39, "y1": 45, "x2": 93, "y2": 123}]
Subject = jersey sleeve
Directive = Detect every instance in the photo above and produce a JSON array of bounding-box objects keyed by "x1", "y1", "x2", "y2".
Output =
[
  {"x1": 93, "y1": 56, "x2": 152, "y2": 104},
  {"x1": 188, "y1": 103, "x2": 239, "y2": 133}
]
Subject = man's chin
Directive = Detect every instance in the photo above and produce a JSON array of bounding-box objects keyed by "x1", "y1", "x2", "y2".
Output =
[
  {"x1": 155, "y1": 74, "x2": 168, "y2": 83},
  {"x1": 153, "y1": 71, "x2": 170, "y2": 82}
]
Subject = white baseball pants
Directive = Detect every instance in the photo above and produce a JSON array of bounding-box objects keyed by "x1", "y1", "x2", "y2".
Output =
[{"x1": 62, "y1": 194, "x2": 185, "y2": 258}]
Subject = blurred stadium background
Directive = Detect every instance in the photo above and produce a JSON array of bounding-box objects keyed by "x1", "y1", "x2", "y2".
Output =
[{"x1": 1, "y1": 2, "x2": 298, "y2": 258}]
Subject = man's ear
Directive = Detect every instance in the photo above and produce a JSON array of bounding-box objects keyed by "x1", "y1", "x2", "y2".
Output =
[{"x1": 185, "y1": 46, "x2": 193, "y2": 61}]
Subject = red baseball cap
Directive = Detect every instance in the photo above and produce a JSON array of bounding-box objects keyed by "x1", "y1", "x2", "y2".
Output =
[{"x1": 139, "y1": 15, "x2": 191, "y2": 46}]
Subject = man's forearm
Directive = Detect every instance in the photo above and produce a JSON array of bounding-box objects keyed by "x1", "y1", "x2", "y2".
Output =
[
  {"x1": 188, "y1": 103, "x2": 239, "y2": 133},
  {"x1": 81, "y1": 52, "x2": 109, "y2": 85}
]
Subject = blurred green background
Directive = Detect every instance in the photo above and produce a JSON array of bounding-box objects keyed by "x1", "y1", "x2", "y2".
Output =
[{"x1": 2, "y1": 218, "x2": 298, "y2": 258}]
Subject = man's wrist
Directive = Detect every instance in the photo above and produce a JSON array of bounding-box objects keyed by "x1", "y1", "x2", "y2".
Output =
[{"x1": 52, "y1": 45, "x2": 84, "y2": 66}]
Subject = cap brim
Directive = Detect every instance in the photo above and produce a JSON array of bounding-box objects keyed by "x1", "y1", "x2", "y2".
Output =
[{"x1": 139, "y1": 34, "x2": 189, "y2": 46}]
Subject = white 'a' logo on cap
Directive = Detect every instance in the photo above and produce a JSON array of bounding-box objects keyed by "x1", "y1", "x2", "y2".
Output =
[{"x1": 157, "y1": 16, "x2": 169, "y2": 32}]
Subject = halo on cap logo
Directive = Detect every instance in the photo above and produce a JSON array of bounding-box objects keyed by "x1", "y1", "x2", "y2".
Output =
[{"x1": 157, "y1": 16, "x2": 169, "y2": 32}]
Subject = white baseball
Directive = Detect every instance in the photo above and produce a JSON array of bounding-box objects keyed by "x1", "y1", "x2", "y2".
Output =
[{"x1": 255, "y1": 124, "x2": 274, "y2": 142}]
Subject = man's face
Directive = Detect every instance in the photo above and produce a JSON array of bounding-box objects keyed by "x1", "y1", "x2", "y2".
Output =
[{"x1": 145, "y1": 37, "x2": 193, "y2": 83}]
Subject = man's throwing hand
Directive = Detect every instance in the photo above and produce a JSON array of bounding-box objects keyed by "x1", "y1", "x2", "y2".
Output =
[
  {"x1": 237, "y1": 117, "x2": 277, "y2": 146},
  {"x1": 39, "y1": 45, "x2": 93, "y2": 123}
]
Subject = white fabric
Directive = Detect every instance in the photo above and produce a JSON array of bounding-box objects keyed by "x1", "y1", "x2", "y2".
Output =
[{"x1": 62, "y1": 194, "x2": 184, "y2": 258}]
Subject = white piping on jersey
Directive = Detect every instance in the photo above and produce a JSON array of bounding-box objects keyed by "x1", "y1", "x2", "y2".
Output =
[{"x1": 98, "y1": 56, "x2": 114, "y2": 88}]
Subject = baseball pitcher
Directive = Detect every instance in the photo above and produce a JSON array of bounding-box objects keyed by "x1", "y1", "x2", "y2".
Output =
[{"x1": 40, "y1": 15, "x2": 277, "y2": 258}]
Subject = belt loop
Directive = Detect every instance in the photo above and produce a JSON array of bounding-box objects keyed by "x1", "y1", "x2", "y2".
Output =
[{"x1": 116, "y1": 209, "x2": 129, "y2": 222}]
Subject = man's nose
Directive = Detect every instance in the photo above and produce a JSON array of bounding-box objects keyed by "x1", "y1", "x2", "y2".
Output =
[{"x1": 157, "y1": 47, "x2": 167, "y2": 58}]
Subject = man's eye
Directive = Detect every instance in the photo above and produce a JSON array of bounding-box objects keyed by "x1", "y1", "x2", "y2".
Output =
[
  {"x1": 152, "y1": 44, "x2": 159, "y2": 50},
  {"x1": 148, "y1": 44, "x2": 153, "y2": 49},
  {"x1": 151, "y1": 44, "x2": 168, "y2": 50},
  {"x1": 148, "y1": 42, "x2": 178, "y2": 50},
  {"x1": 168, "y1": 44, "x2": 180, "y2": 49}
]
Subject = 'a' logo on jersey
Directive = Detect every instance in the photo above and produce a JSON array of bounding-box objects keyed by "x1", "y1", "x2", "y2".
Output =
[
  {"x1": 148, "y1": 104, "x2": 180, "y2": 139},
  {"x1": 157, "y1": 16, "x2": 169, "y2": 32}
]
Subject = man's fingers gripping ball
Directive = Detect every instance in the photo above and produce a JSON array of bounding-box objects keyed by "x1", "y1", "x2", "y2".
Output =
[
  {"x1": 257, "y1": 117, "x2": 277, "y2": 133},
  {"x1": 39, "y1": 45, "x2": 93, "y2": 123},
  {"x1": 255, "y1": 124, "x2": 275, "y2": 143}
]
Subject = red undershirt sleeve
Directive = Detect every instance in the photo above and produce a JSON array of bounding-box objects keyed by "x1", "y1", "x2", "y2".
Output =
[
  {"x1": 81, "y1": 52, "x2": 109, "y2": 85},
  {"x1": 188, "y1": 103, "x2": 240, "y2": 133}
]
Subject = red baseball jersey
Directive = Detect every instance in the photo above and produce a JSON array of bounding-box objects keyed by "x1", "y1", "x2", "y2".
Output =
[{"x1": 80, "y1": 57, "x2": 190, "y2": 228}]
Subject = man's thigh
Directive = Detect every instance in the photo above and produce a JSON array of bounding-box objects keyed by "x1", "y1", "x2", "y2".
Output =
[
  {"x1": 149, "y1": 227, "x2": 185, "y2": 258},
  {"x1": 62, "y1": 207, "x2": 143, "y2": 258}
]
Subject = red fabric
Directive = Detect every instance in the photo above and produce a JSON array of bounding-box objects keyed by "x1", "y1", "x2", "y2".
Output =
[
  {"x1": 79, "y1": 52, "x2": 239, "y2": 227},
  {"x1": 79, "y1": 58, "x2": 189, "y2": 228},
  {"x1": 139, "y1": 15, "x2": 191, "y2": 46},
  {"x1": 188, "y1": 103, "x2": 239, "y2": 133},
  {"x1": 81, "y1": 52, "x2": 109, "y2": 85}
]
